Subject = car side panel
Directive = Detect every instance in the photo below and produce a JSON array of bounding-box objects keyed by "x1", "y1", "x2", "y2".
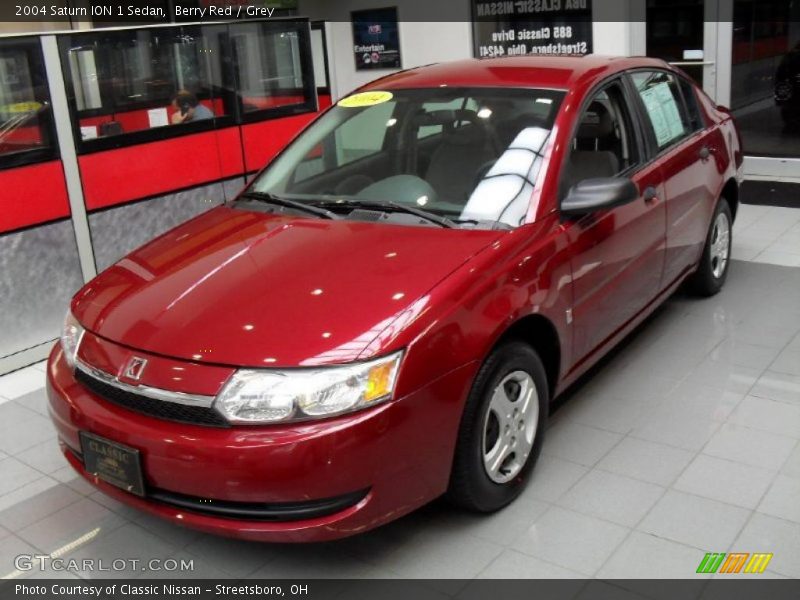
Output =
[
  {"x1": 564, "y1": 160, "x2": 666, "y2": 366},
  {"x1": 659, "y1": 125, "x2": 728, "y2": 285}
]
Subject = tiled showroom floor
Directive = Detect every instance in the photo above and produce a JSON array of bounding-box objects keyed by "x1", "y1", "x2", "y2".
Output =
[{"x1": 1, "y1": 203, "x2": 799, "y2": 581}]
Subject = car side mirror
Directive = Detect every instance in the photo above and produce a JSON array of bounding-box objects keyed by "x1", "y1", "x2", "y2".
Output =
[{"x1": 561, "y1": 177, "x2": 639, "y2": 217}]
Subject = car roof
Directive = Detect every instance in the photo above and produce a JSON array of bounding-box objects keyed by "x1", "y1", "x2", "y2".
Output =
[{"x1": 364, "y1": 55, "x2": 674, "y2": 92}]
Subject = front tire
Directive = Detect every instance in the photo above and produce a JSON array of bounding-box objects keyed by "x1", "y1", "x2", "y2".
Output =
[
  {"x1": 687, "y1": 197, "x2": 732, "y2": 297},
  {"x1": 447, "y1": 342, "x2": 549, "y2": 512}
]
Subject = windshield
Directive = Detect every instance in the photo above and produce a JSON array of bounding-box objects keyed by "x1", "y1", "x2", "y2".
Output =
[{"x1": 247, "y1": 87, "x2": 565, "y2": 228}]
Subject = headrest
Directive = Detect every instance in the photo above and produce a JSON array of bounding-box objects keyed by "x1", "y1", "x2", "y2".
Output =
[
  {"x1": 577, "y1": 102, "x2": 613, "y2": 139},
  {"x1": 414, "y1": 108, "x2": 488, "y2": 146},
  {"x1": 445, "y1": 123, "x2": 487, "y2": 146},
  {"x1": 414, "y1": 108, "x2": 480, "y2": 127}
]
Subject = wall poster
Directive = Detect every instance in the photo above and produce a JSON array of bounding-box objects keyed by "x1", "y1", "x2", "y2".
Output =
[
  {"x1": 351, "y1": 7, "x2": 402, "y2": 71},
  {"x1": 472, "y1": 0, "x2": 593, "y2": 58}
]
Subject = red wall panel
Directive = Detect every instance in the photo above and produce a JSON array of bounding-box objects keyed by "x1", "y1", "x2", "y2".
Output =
[
  {"x1": 0, "y1": 160, "x2": 70, "y2": 233},
  {"x1": 79, "y1": 127, "x2": 244, "y2": 210},
  {"x1": 213, "y1": 126, "x2": 246, "y2": 180},
  {"x1": 77, "y1": 108, "x2": 323, "y2": 211}
]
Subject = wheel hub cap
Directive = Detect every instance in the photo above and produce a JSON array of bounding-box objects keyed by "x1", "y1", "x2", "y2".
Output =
[
  {"x1": 710, "y1": 211, "x2": 731, "y2": 279},
  {"x1": 482, "y1": 371, "x2": 538, "y2": 484}
]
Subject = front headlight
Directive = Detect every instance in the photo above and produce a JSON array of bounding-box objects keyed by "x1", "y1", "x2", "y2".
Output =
[
  {"x1": 214, "y1": 351, "x2": 403, "y2": 424},
  {"x1": 60, "y1": 311, "x2": 84, "y2": 368}
]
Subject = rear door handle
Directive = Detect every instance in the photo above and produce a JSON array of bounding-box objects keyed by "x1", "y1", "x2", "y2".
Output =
[{"x1": 699, "y1": 146, "x2": 712, "y2": 160}]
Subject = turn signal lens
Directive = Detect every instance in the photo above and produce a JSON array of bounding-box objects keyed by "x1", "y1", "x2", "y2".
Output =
[
  {"x1": 60, "y1": 311, "x2": 84, "y2": 369},
  {"x1": 364, "y1": 362, "x2": 395, "y2": 402}
]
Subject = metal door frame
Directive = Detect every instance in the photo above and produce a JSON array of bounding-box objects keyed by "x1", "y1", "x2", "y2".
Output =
[{"x1": 631, "y1": 0, "x2": 727, "y2": 101}]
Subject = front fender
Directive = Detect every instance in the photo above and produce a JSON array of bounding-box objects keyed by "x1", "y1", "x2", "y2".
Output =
[{"x1": 383, "y1": 213, "x2": 573, "y2": 401}]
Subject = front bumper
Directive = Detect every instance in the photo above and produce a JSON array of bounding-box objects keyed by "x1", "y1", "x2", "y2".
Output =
[{"x1": 46, "y1": 345, "x2": 475, "y2": 542}]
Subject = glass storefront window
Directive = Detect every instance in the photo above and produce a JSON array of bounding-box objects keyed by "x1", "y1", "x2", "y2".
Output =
[
  {"x1": 230, "y1": 22, "x2": 313, "y2": 117},
  {"x1": 646, "y1": 0, "x2": 706, "y2": 85},
  {"x1": 62, "y1": 25, "x2": 235, "y2": 144},
  {"x1": 731, "y1": 0, "x2": 800, "y2": 157},
  {"x1": 60, "y1": 20, "x2": 316, "y2": 151},
  {"x1": 0, "y1": 38, "x2": 55, "y2": 168}
]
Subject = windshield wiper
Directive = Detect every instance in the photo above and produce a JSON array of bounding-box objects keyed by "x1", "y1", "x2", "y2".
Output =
[
  {"x1": 239, "y1": 191, "x2": 339, "y2": 220},
  {"x1": 319, "y1": 198, "x2": 455, "y2": 229}
]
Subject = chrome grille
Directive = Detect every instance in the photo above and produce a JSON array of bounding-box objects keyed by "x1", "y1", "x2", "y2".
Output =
[{"x1": 75, "y1": 362, "x2": 229, "y2": 428}]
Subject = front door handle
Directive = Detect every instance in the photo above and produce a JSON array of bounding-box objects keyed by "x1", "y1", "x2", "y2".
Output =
[
  {"x1": 643, "y1": 186, "x2": 659, "y2": 202},
  {"x1": 699, "y1": 146, "x2": 712, "y2": 160}
]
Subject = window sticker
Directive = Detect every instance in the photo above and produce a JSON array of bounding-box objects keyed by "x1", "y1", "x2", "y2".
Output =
[
  {"x1": 639, "y1": 82, "x2": 685, "y2": 147},
  {"x1": 338, "y1": 91, "x2": 393, "y2": 108}
]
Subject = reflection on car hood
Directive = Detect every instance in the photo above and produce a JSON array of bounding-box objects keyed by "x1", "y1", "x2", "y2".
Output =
[{"x1": 72, "y1": 206, "x2": 503, "y2": 367}]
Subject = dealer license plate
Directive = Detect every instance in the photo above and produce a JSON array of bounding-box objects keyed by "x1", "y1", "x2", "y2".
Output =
[{"x1": 79, "y1": 432, "x2": 145, "y2": 497}]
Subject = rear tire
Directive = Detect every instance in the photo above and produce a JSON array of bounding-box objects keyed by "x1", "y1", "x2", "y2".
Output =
[
  {"x1": 687, "y1": 197, "x2": 732, "y2": 297},
  {"x1": 447, "y1": 342, "x2": 549, "y2": 512}
]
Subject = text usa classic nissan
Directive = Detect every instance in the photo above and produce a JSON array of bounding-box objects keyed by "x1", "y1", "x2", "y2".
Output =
[{"x1": 48, "y1": 56, "x2": 743, "y2": 542}]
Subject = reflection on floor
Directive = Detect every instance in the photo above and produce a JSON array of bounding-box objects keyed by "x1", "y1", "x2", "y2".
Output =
[
  {"x1": 732, "y1": 204, "x2": 800, "y2": 267},
  {"x1": 0, "y1": 204, "x2": 799, "y2": 581}
]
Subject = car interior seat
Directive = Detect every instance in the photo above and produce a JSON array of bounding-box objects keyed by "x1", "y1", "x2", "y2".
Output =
[
  {"x1": 499, "y1": 111, "x2": 546, "y2": 147},
  {"x1": 423, "y1": 110, "x2": 500, "y2": 204}
]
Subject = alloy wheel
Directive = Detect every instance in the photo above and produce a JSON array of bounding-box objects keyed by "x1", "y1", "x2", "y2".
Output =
[
  {"x1": 710, "y1": 211, "x2": 731, "y2": 279},
  {"x1": 482, "y1": 370, "x2": 539, "y2": 484}
]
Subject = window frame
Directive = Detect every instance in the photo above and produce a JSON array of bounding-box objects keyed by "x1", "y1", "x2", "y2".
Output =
[
  {"x1": 56, "y1": 18, "x2": 317, "y2": 155},
  {"x1": 0, "y1": 37, "x2": 58, "y2": 172}
]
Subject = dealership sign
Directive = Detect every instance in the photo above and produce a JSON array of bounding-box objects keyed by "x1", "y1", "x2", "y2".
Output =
[{"x1": 472, "y1": 0, "x2": 593, "y2": 58}]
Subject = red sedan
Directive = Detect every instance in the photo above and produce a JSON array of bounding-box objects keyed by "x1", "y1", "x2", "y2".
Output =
[{"x1": 47, "y1": 56, "x2": 742, "y2": 542}]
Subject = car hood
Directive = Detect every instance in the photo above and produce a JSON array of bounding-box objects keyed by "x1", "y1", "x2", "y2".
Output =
[{"x1": 73, "y1": 206, "x2": 502, "y2": 367}]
